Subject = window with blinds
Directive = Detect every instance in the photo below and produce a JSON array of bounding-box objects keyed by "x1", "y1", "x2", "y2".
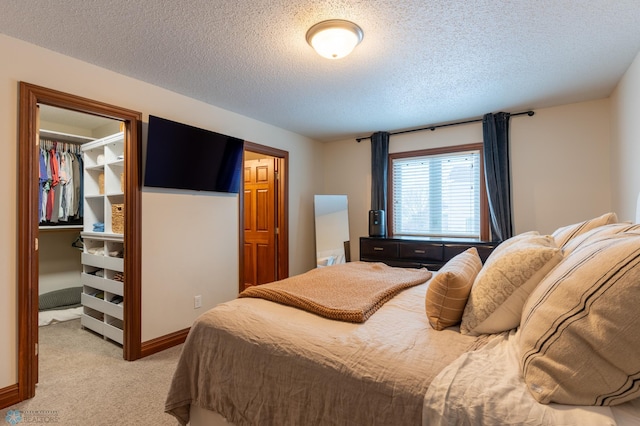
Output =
[{"x1": 390, "y1": 145, "x2": 484, "y2": 239}]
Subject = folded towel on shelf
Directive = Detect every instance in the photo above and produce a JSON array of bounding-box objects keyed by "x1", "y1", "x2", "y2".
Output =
[
  {"x1": 87, "y1": 269, "x2": 104, "y2": 277},
  {"x1": 93, "y1": 222, "x2": 104, "y2": 232}
]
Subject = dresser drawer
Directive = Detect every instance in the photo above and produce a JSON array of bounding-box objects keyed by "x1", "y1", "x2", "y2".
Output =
[
  {"x1": 475, "y1": 244, "x2": 497, "y2": 263},
  {"x1": 398, "y1": 242, "x2": 443, "y2": 261},
  {"x1": 444, "y1": 243, "x2": 496, "y2": 263},
  {"x1": 360, "y1": 239, "x2": 399, "y2": 259},
  {"x1": 360, "y1": 237, "x2": 495, "y2": 270}
]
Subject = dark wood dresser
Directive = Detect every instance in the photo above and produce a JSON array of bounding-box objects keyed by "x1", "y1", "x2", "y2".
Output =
[{"x1": 360, "y1": 237, "x2": 497, "y2": 270}]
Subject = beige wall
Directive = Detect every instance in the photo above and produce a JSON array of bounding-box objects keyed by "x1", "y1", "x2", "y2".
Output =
[
  {"x1": 0, "y1": 34, "x2": 323, "y2": 388},
  {"x1": 511, "y1": 99, "x2": 612, "y2": 232},
  {"x1": 38, "y1": 232, "x2": 82, "y2": 295},
  {"x1": 324, "y1": 98, "x2": 613, "y2": 261},
  {"x1": 610, "y1": 51, "x2": 640, "y2": 221}
]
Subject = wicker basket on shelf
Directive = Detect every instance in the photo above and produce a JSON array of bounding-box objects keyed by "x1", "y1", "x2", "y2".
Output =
[
  {"x1": 99, "y1": 173, "x2": 105, "y2": 194},
  {"x1": 112, "y1": 204, "x2": 124, "y2": 234}
]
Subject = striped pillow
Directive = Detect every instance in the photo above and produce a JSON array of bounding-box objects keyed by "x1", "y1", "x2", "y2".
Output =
[
  {"x1": 425, "y1": 248, "x2": 482, "y2": 330},
  {"x1": 460, "y1": 233, "x2": 562, "y2": 336},
  {"x1": 561, "y1": 222, "x2": 640, "y2": 256},
  {"x1": 551, "y1": 212, "x2": 618, "y2": 248},
  {"x1": 520, "y1": 232, "x2": 640, "y2": 406}
]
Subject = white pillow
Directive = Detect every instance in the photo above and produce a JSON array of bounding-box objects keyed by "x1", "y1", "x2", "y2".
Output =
[{"x1": 460, "y1": 232, "x2": 562, "y2": 336}]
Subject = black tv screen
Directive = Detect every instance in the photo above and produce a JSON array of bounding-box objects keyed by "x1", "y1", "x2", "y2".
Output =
[{"x1": 144, "y1": 115, "x2": 244, "y2": 193}]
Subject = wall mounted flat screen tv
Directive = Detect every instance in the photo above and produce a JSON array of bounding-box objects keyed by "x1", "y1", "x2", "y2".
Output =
[{"x1": 144, "y1": 115, "x2": 244, "y2": 193}]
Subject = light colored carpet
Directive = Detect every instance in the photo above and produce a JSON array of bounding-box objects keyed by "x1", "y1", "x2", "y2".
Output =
[{"x1": 7, "y1": 319, "x2": 182, "y2": 425}]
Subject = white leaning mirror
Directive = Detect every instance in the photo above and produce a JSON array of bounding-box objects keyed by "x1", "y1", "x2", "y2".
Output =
[{"x1": 314, "y1": 195, "x2": 350, "y2": 268}]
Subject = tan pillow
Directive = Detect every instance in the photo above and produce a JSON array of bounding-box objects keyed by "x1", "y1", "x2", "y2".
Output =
[
  {"x1": 520, "y1": 232, "x2": 640, "y2": 406},
  {"x1": 425, "y1": 248, "x2": 482, "y2": 330},
  {"x1": 561, "y1": 222, "x2": 640, "y2": 256},
  {"x1": 551, "y1": 212, "x2": 618, "y2": 248},
  {"x1": 460, "y1": 233, "x2": 562, "y2": 336}
]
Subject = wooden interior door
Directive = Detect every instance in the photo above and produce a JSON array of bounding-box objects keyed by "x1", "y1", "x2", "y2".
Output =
[{"x1": 243, "y1": 158, "x2": 277, "y2": 289}]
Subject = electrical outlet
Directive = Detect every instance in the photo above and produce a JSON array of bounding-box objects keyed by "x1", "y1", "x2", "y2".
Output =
[{"x1": 194, "y1": 295, "x2": 202, "y2": 309}]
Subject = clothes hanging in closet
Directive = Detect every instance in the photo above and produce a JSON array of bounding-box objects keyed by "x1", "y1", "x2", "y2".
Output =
[{"x1": 39, "y1": 139, "x2": 84, "y2": 226}]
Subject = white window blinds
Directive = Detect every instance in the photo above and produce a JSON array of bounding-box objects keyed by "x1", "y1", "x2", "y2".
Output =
[{"x1": 391, "y1": 149, "x2": 481, "y2": 238}]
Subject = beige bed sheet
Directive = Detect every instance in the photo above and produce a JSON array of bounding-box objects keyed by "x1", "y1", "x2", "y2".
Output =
[{"x1": 165, "y1": 282, "x2": 481, "y2": 426}]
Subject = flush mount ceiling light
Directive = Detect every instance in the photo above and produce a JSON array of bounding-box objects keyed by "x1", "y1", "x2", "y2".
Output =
[{"x1": 306, "y1": 19, "x2": 364, "y2": 59}]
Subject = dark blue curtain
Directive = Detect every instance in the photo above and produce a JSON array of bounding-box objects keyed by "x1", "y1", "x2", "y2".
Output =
[
  {"x1": 370, "y1": 131, "x2": 389, "y2": 211},
  {"x1": 482, "y1": 112, "x2": 513, "y2": 241}
]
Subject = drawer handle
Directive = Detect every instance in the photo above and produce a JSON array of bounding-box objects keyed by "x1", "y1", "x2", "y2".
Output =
[
  {"x1": 373, "y1": 247, "x2": 384, "y2": 251},
  {"x1": 414, "y1": 250, "x2": 426, "y2": 254}
]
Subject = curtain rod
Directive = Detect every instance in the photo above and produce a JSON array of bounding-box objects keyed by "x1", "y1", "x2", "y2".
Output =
[{"x1": 355, "y1": 110, "x2": 534, "y2": 142}]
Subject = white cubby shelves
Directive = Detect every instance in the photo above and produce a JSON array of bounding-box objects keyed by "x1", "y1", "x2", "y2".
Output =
[{"x1": 80, "y1": 132, "x2": 125, "y2": 344}]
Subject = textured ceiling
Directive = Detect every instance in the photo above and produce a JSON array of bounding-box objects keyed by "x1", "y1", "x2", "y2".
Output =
[{"x1": 2, "y1": 1, "x2": 640, "y2": 142}]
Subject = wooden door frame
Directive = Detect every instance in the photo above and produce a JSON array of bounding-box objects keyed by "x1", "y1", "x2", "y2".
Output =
[
  {"x1": 17, "y1": 82, "x2": 142, "y2": 401},
  {"x1": 240, "y1": 142, "x2": 289, "y2": 291}
]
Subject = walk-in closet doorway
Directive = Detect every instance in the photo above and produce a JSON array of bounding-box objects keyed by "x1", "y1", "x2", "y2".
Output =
[{"x1": 17, "y1": 83, "x2": 142, "y2": 402}]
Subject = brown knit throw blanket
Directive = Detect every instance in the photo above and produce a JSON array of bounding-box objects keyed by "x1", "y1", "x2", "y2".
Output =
[{"x1": 239, "y1": 262, "x2": 432, "y2": 323}]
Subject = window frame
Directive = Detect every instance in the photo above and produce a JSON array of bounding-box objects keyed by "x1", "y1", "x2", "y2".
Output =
[{"x1": 387, "y1": 142, "x2": 490, "y2": 241}]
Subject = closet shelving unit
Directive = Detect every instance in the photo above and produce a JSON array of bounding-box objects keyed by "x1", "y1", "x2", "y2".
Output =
[
  {"x1": 40, "y1": 128, "x2": 95, "y2": 144},
  {"x1": 80, "y1": 131, "x2": 126, "y2": 344}
]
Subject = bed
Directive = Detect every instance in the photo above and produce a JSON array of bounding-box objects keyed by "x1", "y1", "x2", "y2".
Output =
[{"x1": 165, "y1": 212, "x2": 640, "y2": 425}]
